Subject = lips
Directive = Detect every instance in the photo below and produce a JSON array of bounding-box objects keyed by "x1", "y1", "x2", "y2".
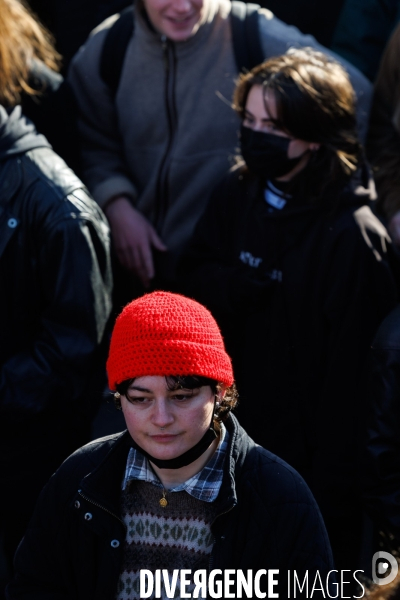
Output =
[
  {"x1": 166, "y1": 14, "x2": 195, "y2": 25},
  {"x1": 150, "y1": 434, "x2": 179, "y2": 442}
]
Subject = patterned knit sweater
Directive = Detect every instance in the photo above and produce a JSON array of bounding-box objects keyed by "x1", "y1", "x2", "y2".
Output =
[{"x1": 115, "y1": 480, "x2": 217, "y2": 600}]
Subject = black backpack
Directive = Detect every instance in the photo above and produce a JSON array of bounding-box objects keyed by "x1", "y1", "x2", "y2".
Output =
[{"x1": 100, "y1": 1, "x2": 264, "y2": 98}]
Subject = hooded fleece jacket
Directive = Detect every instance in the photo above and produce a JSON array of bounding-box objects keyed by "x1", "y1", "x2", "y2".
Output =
[{"x1": 67, "y1": 0, "x2": 372, "y2": 280}]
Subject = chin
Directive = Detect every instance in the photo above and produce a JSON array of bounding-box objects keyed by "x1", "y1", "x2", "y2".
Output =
[
  {"x1": 150, "y1": 448, "x2": 185, "y2": 462},
  {"x1": 167, "y1": 29, "x2": 195, "y2": 41}
]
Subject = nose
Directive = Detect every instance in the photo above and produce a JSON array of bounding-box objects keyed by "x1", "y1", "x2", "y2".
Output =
[{"x1": 151, "y1": 398, "x2": 174, "y2": 429}]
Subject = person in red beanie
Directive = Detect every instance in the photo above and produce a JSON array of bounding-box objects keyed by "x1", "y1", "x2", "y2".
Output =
[{"x1": 7, "y1": 292, "x2": 339, "y2": 600}]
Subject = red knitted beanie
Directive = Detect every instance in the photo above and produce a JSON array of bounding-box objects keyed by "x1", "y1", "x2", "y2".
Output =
[{"x1": 107, "y1": 291, "x2": 234, "y2": 389}]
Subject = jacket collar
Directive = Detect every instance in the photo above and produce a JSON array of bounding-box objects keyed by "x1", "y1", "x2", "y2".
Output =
[
  {"x1": 0, "y1": 105, "x2": 50, "y2": 161},
  {"x1": 78, "y1": 414, "x2": 252, "y2": 519},
  {"x1": 213, "y1": 414, "x2": 251, "y2": 514},
  {"x1": 79, "y1": 432, "x2": 132, "y2": 517}
]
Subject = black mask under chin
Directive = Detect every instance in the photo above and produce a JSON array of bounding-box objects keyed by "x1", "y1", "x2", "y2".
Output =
[
  {"x1": 129, "y1": 411, "x2": 218, "y2": 469},
  {"x1": 240, "y1": 125, "x2": 307, "y2": 181}
]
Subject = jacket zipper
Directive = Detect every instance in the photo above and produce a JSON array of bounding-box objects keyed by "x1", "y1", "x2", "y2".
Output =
[
  {"x1": 154, "y1": 36, "x2": 178, "y2": 233},
  {"x1": 78, "y1": 489, "x2": 126, "y2": 528}
]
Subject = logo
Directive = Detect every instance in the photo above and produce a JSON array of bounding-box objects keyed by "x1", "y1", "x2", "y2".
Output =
[{"x1": 372, "y1": 551, "x2": 398, "y2": 585}]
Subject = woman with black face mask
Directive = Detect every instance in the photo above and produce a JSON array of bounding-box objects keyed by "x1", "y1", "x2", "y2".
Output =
[{"x1": 180, "y1": 48, "x2": 399, "y2": 576}]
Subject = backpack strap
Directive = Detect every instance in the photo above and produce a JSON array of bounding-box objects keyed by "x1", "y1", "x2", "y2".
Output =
[
  {"x1": 99, "y1": 6, "x2": 135, "y2": 98},
  {"x1": 230, "y1": 1, "x2": 264, "y2": 73}
]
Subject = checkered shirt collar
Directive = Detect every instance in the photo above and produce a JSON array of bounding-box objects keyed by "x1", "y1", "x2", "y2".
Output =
[{"x1": 122, "y1": 423, "x2": 228, "y2": 503}]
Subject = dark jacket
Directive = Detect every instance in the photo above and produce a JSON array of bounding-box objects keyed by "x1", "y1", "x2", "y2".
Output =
[
  {"x1": 332, "y1": 0, "x2": 400, "y2": 82},
  {"x1": 0, "y1": 104, "x2": 113, "y2": 448},
  {"x1": 0, "y1": 105, "x2": 112, "y2": 591},
  {"x1": 7, "y1": 415, "x2": 335, "y2": 599},
  {"x1": 366, "y1": 21, "x2": 400, "y2": 220},
  {"x1": 362, "y1": 304, "x2": 400, "y2": 545},
  {"x1": 180, "y1": 167, "x2": 398, "y2": 531},
  {"x1": 2, "y1": 61, "x2": 80, "y2": 173}
]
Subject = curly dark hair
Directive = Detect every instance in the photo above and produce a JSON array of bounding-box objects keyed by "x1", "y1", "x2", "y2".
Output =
[{"x1": 114, "y1": 375, "x2": 238, "y2": 425}]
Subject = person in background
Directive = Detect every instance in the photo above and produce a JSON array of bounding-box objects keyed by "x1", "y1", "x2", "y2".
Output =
[
  {"x1": 28, "y1": 0, "x2": 344, "y2": 64},
  {"x1": 67, "y1": 0, "x2": 371, "y2": 298},
  {"x1": 7, "y1": 291, "x2": 334, "y2": 599},
  {"x1": 261, "y1": 0, "x2": 346, "y2": 47},
  {"x1": 0, "y1": 0, "x2": 78, "y2": 170},
  {"x1": 180, "y1": 48, "x2": 398, "y2": 573},
  {"x1": 0, "y1": 104, "x2": 112, "y2": 597},
  {"x1": 367, "y1": 22, "x2": 400, "y2": 245},
  {"x1": 332, "y1": 0, "x2": 400, "y2": 82}
]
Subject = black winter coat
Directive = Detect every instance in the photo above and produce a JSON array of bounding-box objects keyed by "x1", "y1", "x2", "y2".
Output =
[
  {"x1": 7, "y1": 415, "x2": 335, "y2": 599},
  {"x1": 180, "y1": 167, "x2": 399, "y2": 536},
  {"x1": 0, "y1": 106, "x2": 112, "y2": 439},
  {"x1": 0, "y1": 106, "x2": 113, "y2": 570}
]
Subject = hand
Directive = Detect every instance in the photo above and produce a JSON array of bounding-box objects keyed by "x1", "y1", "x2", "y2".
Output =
[
  {"x1": 105, "y1": 196, "x2": 167, "y2": 287},
  {"x1": 389, "y1": 211, "x2": 400, "y2": 246},
  {"x1": 353, "y1": 205, "x2": 391, "y2": 260}
]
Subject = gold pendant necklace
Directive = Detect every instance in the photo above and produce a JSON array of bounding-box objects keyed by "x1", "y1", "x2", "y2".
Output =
[{"x1": 159, "y1": 489, "x2": 168, "y2": 508}]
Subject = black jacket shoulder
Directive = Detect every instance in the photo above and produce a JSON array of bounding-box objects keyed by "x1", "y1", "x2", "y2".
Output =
[{"x1": 15, "y1": 147, "x2": 102, "y2": 220}]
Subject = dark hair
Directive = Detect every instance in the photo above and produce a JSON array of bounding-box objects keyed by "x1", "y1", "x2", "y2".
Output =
[
  {"x1": 233, "y1": 48, "x2": 363, "y2": 205},
  {"x1": 115, "y1": 375, "x2": 238, "y2": 424}
]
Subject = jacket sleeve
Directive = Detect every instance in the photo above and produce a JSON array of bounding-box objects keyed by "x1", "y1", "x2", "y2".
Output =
[
  {"x1": 217, "y1": 447, "x2": 336, "y2": 599},
  {"x1": 0, "y1": 195, "x2": 113, "y2": 424},
  {"x1": 6, "y1": 474, "x2": 72, "y2": 600},
  {"x1": 67, "y1": 17, "x2": 137, "y2": 208},
  {"x1": 257, "y1": 10, "x2": 372, "y2": 142},
  {"x1": 362, "y1": 307, "x2": 400, "y2": 543},
  {"x1": 367, "y1": 22, "x2": 400, "y2": 219},
  {"x1": 331, "y1": 0, "x2": 400, "y2": 82},
  {"x1": 261, "y1": 466, "x2": 336, "y2": 597}
]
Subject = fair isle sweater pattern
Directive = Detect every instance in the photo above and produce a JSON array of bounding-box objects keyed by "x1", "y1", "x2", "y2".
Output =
[{"x1": 115, "y1": 481, "x2": 217, "y2": 600}]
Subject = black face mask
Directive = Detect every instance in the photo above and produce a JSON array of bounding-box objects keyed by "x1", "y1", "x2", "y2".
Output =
[{"x1": 240, "y1": 124, "x2": 306, "y2": 181}]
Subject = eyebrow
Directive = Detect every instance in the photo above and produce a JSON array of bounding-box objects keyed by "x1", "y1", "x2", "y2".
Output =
[
  {"x1": 244, "y1": 109, "x2": 274, "y2": 122},
  {"x1": 128, "y1": 386, "x2": 153, "y2": 393}
]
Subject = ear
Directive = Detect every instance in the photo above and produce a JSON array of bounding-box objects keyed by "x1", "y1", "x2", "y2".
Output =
[{"x1": 217, "y1": 383, "x2": 227, "y2": 400}]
